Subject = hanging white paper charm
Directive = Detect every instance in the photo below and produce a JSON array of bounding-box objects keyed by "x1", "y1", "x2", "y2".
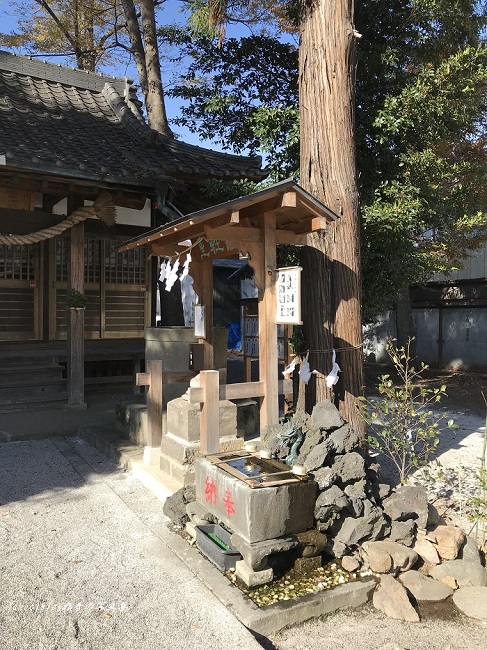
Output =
[
  {"x1": 282, "y1": 358, "x2": 297, "y2": 377},
  {"x1": 159, "y1": 260, "x2": 168, "y2": 282},
  {"x1": 165, "y1": 258, "x2": 180, "y2": 291},
  {"x1": 325, "y1": 349, "x2": 341, "y2": 388}
]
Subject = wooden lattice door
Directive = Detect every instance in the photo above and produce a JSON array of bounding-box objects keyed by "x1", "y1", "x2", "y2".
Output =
[{"x1": 0, "y1": 242, "x2": 42, "y2": 340}]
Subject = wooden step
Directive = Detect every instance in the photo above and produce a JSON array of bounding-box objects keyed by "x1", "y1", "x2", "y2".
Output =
[
  {"x1": 0, "y1": 365, "x2": 65, "y2": 387},
  {"x1": 0, "y1": 392, "x2": 67, "y2": 413}
]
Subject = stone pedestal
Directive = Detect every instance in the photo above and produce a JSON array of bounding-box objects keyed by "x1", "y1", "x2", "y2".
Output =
[
  {"x1": 160, "y1": 397, "x2": 242, "y2": 487},
  {"x1": 193, "y1": 457, "x2": 317, "y2": 586}
]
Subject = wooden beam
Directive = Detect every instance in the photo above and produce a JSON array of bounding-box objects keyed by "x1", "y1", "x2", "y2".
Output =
[
  {"x1": 204, "y1": 225, "x2": 262, "y2": 243},
  {"x1": 0, "y1": 209, "x2": 64, "y2": 234},
  {"x1": 276, "y1": 230, "x2": 308, "y2": 245},
  {"x1": 67, "y1": 205, "x2": 86, "y2": 409},
  {"x1": 145, "y1": 360, "x2": 163, "y2": 451},
  {"x1": 280, "y1": 191, "x2": 297, "y2": 208},
  {"x1": 188, "y1": 379, "x2": 292, "y2": 404},
  {"x1": 136, "y1": 370, "x2": 196, "y2": 385},
  {"x1": 294, "y1": 215, "x2": 329, "y2": 234},
  {"x1": 0, "y1": 172, "x2": 148, "y2": 207}
]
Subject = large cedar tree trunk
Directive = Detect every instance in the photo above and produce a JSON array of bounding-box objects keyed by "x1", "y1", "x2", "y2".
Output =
[{"x1": 299, "y1": 0, "x2": 365, "y2": 438}]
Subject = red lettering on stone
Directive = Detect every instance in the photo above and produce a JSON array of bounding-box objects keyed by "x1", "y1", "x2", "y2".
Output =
[
  {"x1": 204, "y1": 476, "x2": 217, "y2": 505},
  {"x1": 223, "y1": 488, "x2": 236, "y2": 517}
]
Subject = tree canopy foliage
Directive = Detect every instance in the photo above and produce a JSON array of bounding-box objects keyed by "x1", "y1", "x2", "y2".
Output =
[{"x1": 165, "y1": 0, "x2": 487, "y2": 321}]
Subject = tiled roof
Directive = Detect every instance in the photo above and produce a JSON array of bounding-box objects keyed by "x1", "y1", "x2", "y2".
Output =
[{"x1": 0, "y1": 51, "x2": 265, "y2": 188}]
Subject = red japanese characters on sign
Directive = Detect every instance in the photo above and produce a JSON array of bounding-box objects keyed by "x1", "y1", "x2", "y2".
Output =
[
  {"x1": 223, "y1": 488, "x2": 236, "y2": 517},
  {"x1": 204, "y1": 476, "x2": 217, "y2": 505}
]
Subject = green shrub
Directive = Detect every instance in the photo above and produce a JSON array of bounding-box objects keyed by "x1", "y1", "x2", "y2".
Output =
[{"x1": 359, "y1": 338, "x2": 456, "y2": 484}]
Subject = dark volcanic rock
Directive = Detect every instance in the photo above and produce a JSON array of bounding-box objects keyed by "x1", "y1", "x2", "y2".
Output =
[
  {"x1": 331, "y1": 452, "x2": 366, "y2": 485},
  {"x1": 331, "y1": 500, "x2": 389, "y2": 552},
  {"x1": 311, "y1": 400, "x2": 344, "y2": 430},
  {"x1": 295, "y1": 422, "x2": 324, "y2": 464},
  {"x1": 389, "y1": 520, "x2": 417, "y2": 547},
  {"x1": 330, "y1": 424, "x2": 362, "y2": 454},
  {"x1": 303, "y1": 438, "x2": 334, "y2": 472},
  {"x1": 314, "y1": 485, "x2": 350, "y2": 520},
  {"x1": 313, "y1": 467, "x2": 338, "y2": 490},
  {"x1": 383, "y1": 485, "x2": 429, "y2": 530},
  {"x1": 163, "y1": 485, "x2": 196, "y2": 527}
]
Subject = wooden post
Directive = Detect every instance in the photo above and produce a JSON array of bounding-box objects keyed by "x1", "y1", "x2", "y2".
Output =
[
  {"x1": 136, "y1": 359, "x2": 163, "y2": 465},
  {"x1": 192, "y1": 256, "x2": 214, "y2": 369},
  {"x1": 67, "y1": 218, "x2": 86, "y2": 409},
  {"x1": 258, "y1": 211, "x2": 279, "y2": 428},
  {"x1": 199, "y1": 370, "x2": 220, "y2": 455}
]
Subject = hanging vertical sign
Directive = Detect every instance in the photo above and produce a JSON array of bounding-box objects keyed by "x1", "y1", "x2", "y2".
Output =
[
  {"x1": 276, "y1": 266, "x2": 302, "y2": 324},
  {"x1": 194, "y1": 305, "x2": 206, "y2": 338}
]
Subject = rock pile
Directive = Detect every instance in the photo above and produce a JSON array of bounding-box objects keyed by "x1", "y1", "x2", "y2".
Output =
[
  {"x1": 262, "y1": 399, "x2": 487, "y2": 622},
  {"x1": 261, "y1": 400, "x2": 392, "y2": 558}
]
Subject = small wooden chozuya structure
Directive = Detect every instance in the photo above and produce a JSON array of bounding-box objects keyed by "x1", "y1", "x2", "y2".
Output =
[
  {"x1": 0, "y1": 50, "x2": 264, "y2": 410},
  {"x1": 119, "y1": 179, "x2": 337, "y2": 456}
]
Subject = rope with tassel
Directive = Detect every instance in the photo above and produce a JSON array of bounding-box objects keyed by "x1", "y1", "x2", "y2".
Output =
[{"x1": 0, "y1": 192, "x2": 116, "y2": 245}]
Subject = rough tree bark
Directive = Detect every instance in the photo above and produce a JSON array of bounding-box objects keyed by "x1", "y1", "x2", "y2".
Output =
[{"x1": 298, "y1": 0, "x2": 365, "y2": 438}]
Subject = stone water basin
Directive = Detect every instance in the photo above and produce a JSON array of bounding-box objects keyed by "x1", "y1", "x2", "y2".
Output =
[{"x1": 195, "y1": 454, "x2": 317, "y2": 544}]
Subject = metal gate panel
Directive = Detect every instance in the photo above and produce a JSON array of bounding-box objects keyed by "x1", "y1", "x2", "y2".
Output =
[
  {"x1": 441, "y1": 308, "x2": 487, "y2": 371},
  {"x1": 412, "y1": 308, "x2": 440, "y2": 367}
]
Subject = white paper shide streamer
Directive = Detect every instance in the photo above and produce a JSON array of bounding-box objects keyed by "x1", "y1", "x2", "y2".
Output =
[{"x1": 165, "y1": 258, "x2": 180, "y2": 291}]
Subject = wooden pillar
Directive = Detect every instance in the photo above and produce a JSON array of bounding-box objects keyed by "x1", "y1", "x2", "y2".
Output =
[
  {"x1": 192, "y1": 256, "x2": 214, "y2": 369},
  {"x1": 67, "y1": 214, "x2": 86, "y2": 409},
  {"x1": 258, "y1": 211, "x2": 278, "y2": 428},
  {"x1": 136, "y1": 360, "x2": 165, "y2": 465}
]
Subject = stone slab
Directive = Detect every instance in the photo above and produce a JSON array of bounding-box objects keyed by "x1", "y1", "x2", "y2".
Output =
[{"x1": 235, "y1": 561, "x2": 273, "y2": 587}]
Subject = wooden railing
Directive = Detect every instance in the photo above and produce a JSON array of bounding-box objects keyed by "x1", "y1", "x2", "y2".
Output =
[
  {"x1": 136, "y1": 363, "x2": 292, "y2": 460},
  {"x1": 188, "y1": 370, "x2": 293, "y2": 455}
]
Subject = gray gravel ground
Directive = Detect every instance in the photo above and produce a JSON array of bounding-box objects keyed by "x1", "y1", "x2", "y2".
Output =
[
  {"x1": 271, "y1": 602, "x2": 487, "y2": 650},
  {"x1": 0, "y1": 437, "x2": 262, "y2": 650}
]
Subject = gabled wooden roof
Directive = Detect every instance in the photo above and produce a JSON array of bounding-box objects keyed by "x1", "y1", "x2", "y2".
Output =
[
  {"x1": 118, "y1": 179, "x2": 337, "y2": 254},
  {"x1": 0, "y1": 50, "x2": 265, "y2": 190}
]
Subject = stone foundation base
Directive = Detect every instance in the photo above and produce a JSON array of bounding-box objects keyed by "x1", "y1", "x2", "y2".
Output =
[
  {"x1": 236, "y1": 560, "x2": 274, "y2": 587},
  {"x1": 160, "y1": 397, "x2": 243, "y2": 488}
]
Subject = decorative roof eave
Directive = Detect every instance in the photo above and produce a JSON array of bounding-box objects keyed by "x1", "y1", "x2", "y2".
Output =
[{"x1": 118, "y1": 179, "x2": 338, "y2": 254}]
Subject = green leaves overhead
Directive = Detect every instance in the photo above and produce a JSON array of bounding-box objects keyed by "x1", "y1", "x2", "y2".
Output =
[{"x1": 162, "y1": 29, "x2": 299, "y2": 177}]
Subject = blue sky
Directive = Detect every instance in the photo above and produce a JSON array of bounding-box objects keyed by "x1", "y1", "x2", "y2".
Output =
[{"x1": 0, "y1": 0, "x2": 256, "y2": 151}]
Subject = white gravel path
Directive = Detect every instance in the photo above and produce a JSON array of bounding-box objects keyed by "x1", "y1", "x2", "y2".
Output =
[{"x1": 0, "y1": 437, "x2": 263, "y2": 650}]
